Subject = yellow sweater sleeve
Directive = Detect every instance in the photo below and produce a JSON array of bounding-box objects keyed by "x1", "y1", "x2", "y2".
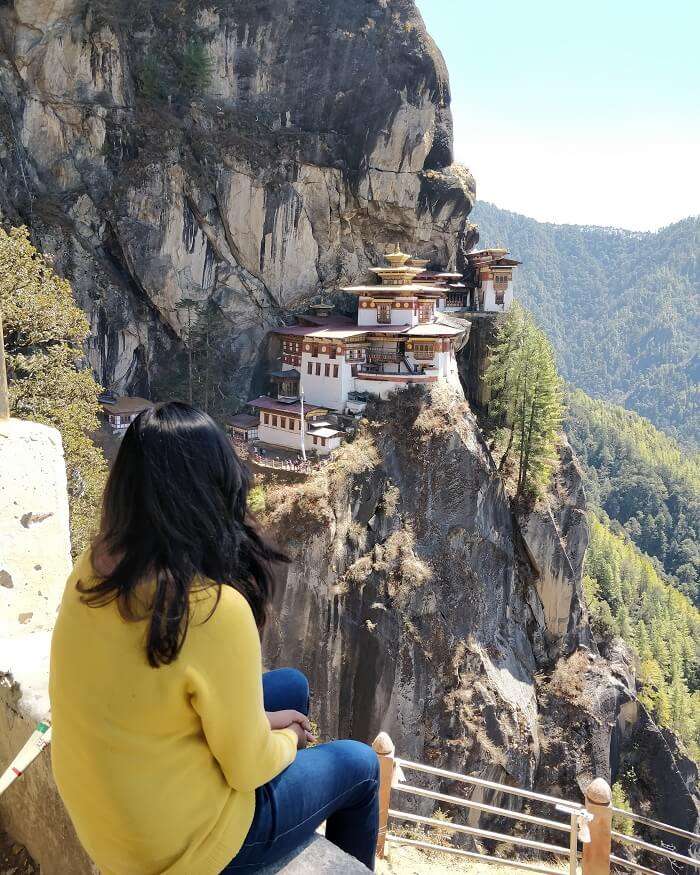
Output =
[{"x1": 186, "y1": 589, "x2": 297, "y2": 792}]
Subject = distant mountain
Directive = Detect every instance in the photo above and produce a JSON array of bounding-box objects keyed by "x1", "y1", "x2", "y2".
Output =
[
  {"x1": 471, "y1": 202, "x2": 700, "y2": 447},
  {"x1": 566, "y1": 389, "x2": 699, "y2": 607}
]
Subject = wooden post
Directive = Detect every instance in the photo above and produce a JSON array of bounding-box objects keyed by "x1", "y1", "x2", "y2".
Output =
[
  {"x1": 582, "y1": 778, "x2": 612, "y2": 875},
  {"x1": 372, "y1": 732, "x2": 395, "y2": 860},
  {"x1": 0, "y1": 311, "x2": 9, "y2": 420}
]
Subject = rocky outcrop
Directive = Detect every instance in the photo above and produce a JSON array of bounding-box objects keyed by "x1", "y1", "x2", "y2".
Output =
[
  {"x1": 0, "y1": 0, "x2": 476, "y2": 400},
  {"x1": 515, "y1": 439, "x2": 592, "y2": 659},
  {"x1": 264, "y1": 385, "x2": 544, "y2": 798},
  {"x1": 535, "y1": 643, "x2": 700, "y2": 869},
  {"x1": 261, "y1": 384, "x2": 700, "y2": 844}
]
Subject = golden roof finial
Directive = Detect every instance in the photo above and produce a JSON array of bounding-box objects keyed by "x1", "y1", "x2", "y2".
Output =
[{"x1": 385, "y1": 243, "x2": 411, "y2": 267}]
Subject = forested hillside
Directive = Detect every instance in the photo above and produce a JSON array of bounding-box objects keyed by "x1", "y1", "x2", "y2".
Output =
[
  {"x1": 566, "y1": 390, "x2": 699, "y2": 606},
  {"x1": 471, "y1": 202, "x2": 699, "y2": 447},
  {"x1": 584, "y1": 518, "x2": 700, "y2": 757}
]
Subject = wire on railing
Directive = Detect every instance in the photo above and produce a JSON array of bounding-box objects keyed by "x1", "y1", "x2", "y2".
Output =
[
  {"x1": 393, "y1": 782, "x2": 572, "y2": 832},
  {"x1": 395, "y1": 757, "x2": 584, "y2": 810}
]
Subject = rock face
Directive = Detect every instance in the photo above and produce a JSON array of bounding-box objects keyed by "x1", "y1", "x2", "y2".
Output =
[
  {"x1": 0, "y1": 0, "x2": 476, "y2": 400},
  {"x1": 259, "y1": 835, "x2": 369, "y2": 874},
  {"x1": 261, "y1": 385, "x2": 700, "y2": 845},
  {"x1": 263, "y1": 385, "x2": 583, "y2": 796}
]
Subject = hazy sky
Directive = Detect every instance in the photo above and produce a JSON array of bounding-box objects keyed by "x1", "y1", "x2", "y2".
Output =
[{"x1": 416, "y1": 0, "x2": 699, "y2": 231}]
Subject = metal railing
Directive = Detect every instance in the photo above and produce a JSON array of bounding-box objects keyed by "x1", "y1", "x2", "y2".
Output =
[{"x1": 371, "y1": 734, "x2": 700, "y2": 875}]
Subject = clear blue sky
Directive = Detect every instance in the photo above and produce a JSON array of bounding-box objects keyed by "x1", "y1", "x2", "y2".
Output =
[{"x1": 416, "y1": 0, "x2": 700, "y2": 230}]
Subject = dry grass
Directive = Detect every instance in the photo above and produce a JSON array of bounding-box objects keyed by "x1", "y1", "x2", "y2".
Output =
[
  {"x1": 260, "y1": 473, "x2": 333, "y2": 541},
  {"x1": 378, "y1": 842, "x2": 567, "y2": 875},
  {"x1": 546, "y1": 650, "x2": 593, "y2": 706},
  {"x1": 381, "y1": 483, "x2": 401, "y2": 518}
]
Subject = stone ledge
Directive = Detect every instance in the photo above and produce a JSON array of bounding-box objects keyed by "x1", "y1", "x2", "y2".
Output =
[{"x1": 257, "y1": 834, "x2": 370, "y2": 873}]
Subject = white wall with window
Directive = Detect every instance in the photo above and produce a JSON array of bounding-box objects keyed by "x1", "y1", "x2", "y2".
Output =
[{"x1": 299, "y1": 349, "x2": 352, "y2": 410}]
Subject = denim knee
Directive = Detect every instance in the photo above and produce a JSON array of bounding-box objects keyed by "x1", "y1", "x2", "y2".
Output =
[
  {"x1": 278, "y1": 668, "x2": 310, "y2": 715},
  {"x1": 329, "y1": 740, "x2": 380, "y2": 785}
]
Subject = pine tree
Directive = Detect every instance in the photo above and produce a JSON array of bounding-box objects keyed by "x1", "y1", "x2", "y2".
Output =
[
  {"x1": 484, "y1": 303, "x2": 564, "y2": 497},
  {"x1": 0, "y1": 226, "x2": 108, "y2": 553},
  {"x1": 179, "y1": 38, "x2": 213, "y2": 94}
]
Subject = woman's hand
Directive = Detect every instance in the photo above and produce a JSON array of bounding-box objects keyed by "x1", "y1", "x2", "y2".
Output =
[{"x1": 267, "y1": 710, "x2": 316, "y2": 748}]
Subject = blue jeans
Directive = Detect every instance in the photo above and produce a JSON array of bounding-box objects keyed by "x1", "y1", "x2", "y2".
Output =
[{"x1": 221, "y1": 669, "x2": 379, "y2": 872}]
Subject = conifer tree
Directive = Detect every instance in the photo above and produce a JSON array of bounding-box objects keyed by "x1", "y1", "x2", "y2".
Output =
[
  {"x1": 484, "y1": 303, "x2": 564, "y2": 497},
  {"x1": 0, "y1": 226, "x2": 108, "y2": 553}
]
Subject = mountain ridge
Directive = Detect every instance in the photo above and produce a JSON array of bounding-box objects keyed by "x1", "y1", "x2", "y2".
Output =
[{"x1": 471, "y1": 200, "x2": 699, "y2": 448}]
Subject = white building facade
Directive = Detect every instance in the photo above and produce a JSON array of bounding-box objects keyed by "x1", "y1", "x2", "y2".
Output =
[{"x1": 241, "y1": 245, "x2": 520, "y2": 457}]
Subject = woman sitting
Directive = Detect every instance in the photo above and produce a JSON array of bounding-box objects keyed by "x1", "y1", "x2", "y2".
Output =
[{"x1": 49, "y1": 401, "x2": 379, "y2": 874}]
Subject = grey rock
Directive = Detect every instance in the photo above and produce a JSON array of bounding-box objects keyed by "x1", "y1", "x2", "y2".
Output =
[
  {"x1": 257, "y1": 836, "x2": 369, "y2": 874},
  {"x1": 0, "y1": 0, "x2": 477, "y2": 402}
]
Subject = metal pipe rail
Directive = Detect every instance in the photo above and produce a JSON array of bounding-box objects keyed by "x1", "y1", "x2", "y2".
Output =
[
  {"x1": 611, "y1": 829, "x2": 700, "y2": 868},
  {"x1": 612, "y1": 807, "x2": 700, "y2": 843},
  {"x1": 609, "y1": 855, "x2": 664, "y2": 875},
  {"x1": 396, "y1": 756, "x2": 585, "y2": 810},
  {"x1": 385, "y1": 834, "x2": 564, "y2": 875},
  {"x1": 372, "y1": 735, "x2": 700, "y2": 875},
  {"x1": 389, "y1": 808, "x2": 572, "y2": 857},
  {"x1": 394, "y1": 781, "x2": 572, "y2": 833}
]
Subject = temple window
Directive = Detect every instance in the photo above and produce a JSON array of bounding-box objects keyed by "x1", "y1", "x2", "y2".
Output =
[
  {"x1": 271, "y1": 415, "x2": 277, "y2": 427},
  {"x1": 307, "y1": 362, "x2": 313, "y2": 375},
  {"x1": 324, "y1": 363, "x2": 330, "y2": 377},
  {"x1": 333, "y1": 365, "x2": 339, "y2": 378},
  {"x1": 377, "y1": 303, "x2": 391, "y2": 324},
  {"x1": 413, "y1": 342, "x2": 435, "y2": 360},
  {"x1": 315, "y1": 363, "x2": 321, "y2": 376}
]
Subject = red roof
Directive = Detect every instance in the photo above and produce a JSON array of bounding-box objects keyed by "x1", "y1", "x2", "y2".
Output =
[
  {"x1": 248, "y1": 396, "x2": 327, "y2": 416},
  {"x1": 101, "y1": 396, "x2": 153, "y2": 415}
]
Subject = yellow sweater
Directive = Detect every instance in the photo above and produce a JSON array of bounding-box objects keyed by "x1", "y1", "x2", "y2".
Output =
[{"x1": 49, "y1": 552, "x2": 298, "y2": 875}]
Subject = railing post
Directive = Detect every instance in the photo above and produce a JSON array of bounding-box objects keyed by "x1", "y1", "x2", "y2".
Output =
[
  {"x1": 372, "y1": 732, "x2": 395, "y2": 860},
  {"x1": 582, "y1": 778, "x2": 612, "y2": 875}
]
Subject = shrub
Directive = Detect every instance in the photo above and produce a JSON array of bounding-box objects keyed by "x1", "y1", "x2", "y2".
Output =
[{"x1": 178, "y1": 38, "x2": 213, "y2": 94}]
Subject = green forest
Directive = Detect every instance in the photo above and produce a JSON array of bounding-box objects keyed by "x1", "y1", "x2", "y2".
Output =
[
  {"x1": 472, "y1": 202, "x2": 699, "y2": 448},
  {"x1": 566, "y1": 389, "x2": 699, "y2": 606},
  {"x1": 584, "y1": 518, "x2": 700, "y2": 757},
  {"x1": 485, "y1": 307, "x2": 700, "y2": 757}
]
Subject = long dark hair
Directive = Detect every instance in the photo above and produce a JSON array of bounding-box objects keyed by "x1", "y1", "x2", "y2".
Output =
[{"x1": 79, "y1": 401, "x2": 287, "y2": 667}]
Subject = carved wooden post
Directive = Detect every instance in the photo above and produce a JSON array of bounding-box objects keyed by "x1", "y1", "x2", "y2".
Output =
[
  {"x1": 372, "y1": 732, "x2": 395, "y2": 860},
  {"x1": 582, "y1": 778, "x2": 612, "y2": 875},
  {"x1": 0, "y1": 311, "x2": 9, "y2": 420}
]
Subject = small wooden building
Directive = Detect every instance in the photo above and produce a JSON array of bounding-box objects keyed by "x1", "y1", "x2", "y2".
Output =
[
  {"x1": 227, "y1": 413, "x2": 260, "y2": 443},
  {"x1": 101, "y1": 396, "x2": 154, "y2": 430}
]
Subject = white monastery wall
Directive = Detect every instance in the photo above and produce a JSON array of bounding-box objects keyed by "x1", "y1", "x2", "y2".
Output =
[{"x1": 299, "y1": 353, "x2": 348, "y2": 410}]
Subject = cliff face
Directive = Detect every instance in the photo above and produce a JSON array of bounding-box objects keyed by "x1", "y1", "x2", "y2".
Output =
[
  {"x1": 261, "y1": 386, "x2": 699, "y2": 850},
  {"x1": 0, "y1": 0, "x2": 476, "y2": 398},
  {"x1": 262, "y1": 386, "x2": 590, "y2": 793}
]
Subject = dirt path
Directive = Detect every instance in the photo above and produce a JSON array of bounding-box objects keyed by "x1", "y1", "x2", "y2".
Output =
[{"x1": 378, "y1": 843, "x2": 567, "y2": 875}]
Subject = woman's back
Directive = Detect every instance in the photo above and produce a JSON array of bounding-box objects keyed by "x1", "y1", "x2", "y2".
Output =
[{"x1": 50, "y1": 551, "x2": 296, "y2": 875}]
